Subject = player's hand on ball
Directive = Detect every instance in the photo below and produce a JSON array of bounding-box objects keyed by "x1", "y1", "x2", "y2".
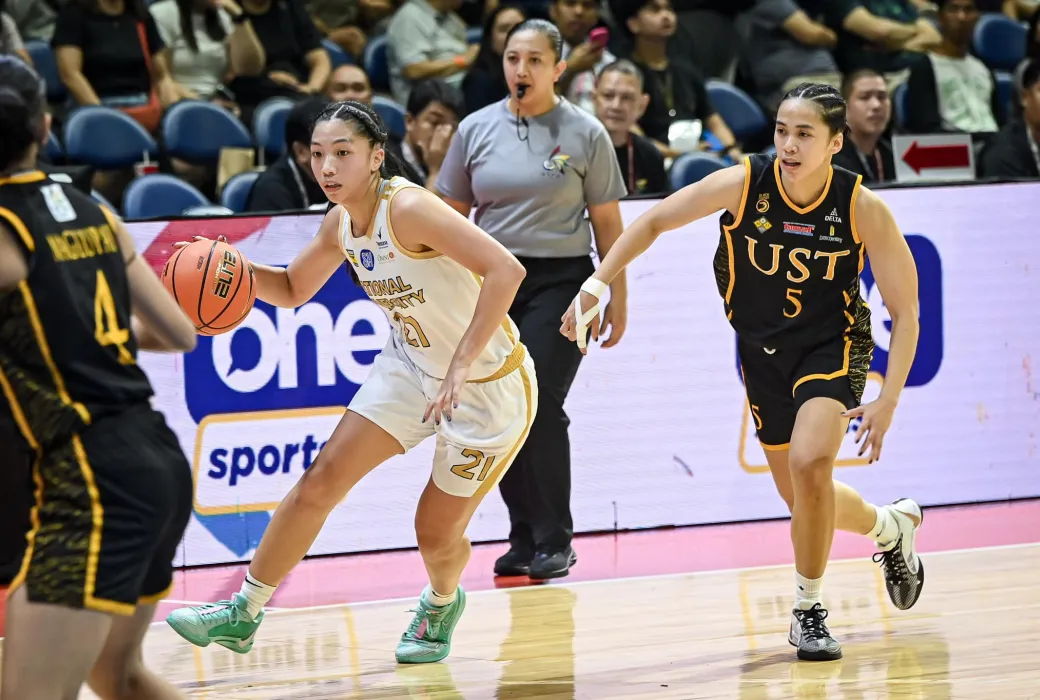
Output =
[
  {"x1": 172, "y1": 234, "x2": 227, "y2": 250},
  {"x1": 424, "y1": 360, "x2": 470, "y2": 426},
  {"x1": 843, "y1": 397, "x2": 897, "y2": 464}
]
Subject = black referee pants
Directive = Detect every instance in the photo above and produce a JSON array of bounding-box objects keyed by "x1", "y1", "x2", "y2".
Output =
[{"x1": 499, "y1": 255, "x2": 594, "y2": 555}]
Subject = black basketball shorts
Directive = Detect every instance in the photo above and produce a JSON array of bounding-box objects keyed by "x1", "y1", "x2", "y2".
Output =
[
  {"x1": 11, "y1": 403, "x2": 193, "y2": 615},
  {"x1": 737, "y1": 331, "x2": 874, "y2": 449}
]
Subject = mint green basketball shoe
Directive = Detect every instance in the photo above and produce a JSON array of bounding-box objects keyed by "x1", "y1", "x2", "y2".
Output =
[
  {"x1": 395, "y1": 587, "x2": 467, "y2": 664},
  {"x1": 166, "y1": 592, "x2": 264, "y2": 654}
]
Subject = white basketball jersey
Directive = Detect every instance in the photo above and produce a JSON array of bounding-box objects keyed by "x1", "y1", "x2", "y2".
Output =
[{"x1": 339, "y1": 177, "x2": 522, "y2": 381}]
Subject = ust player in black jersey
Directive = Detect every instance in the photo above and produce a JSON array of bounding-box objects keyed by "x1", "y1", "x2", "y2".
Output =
[
  {"x1": 561, "y1": 83, "x2": 924, "y2": 662},
  {"x1": 0, "y1": 56, "x2": 198, "y2": 700}
]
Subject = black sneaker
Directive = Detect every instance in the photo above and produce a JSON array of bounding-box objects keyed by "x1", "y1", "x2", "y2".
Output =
[
  {"x1": 528, "y1": 547, "x2": 577, "y2": 580},
  {"x1": 493, "y1": 549, "x2": 532, "y2": 576},
  {"x1": 873, "y1": 498, "x2": 925, "y2": 610},
  {"x1": 789, "y1": 604, "x2": 842, "y2": 661}
]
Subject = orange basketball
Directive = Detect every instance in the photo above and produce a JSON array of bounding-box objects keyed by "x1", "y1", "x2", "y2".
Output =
[{"x1": 161, "y1": 238, "x2": 256, "y2": 336}]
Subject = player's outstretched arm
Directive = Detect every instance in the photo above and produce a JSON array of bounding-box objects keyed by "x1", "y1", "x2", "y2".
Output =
[
  {"x1": 842, "y1": 187, "x2": 919, "y2": 463},
  {"x1": 389, "y1": 186, "x2": 527, "y2": 423},
  {"x1": 106, "y1": 212, "x2": 198, "y2": 353},
  {"x1": 251, "y1": 206, "x2": 347, "y2": 308},
  {"x1": 560, "y1": 162, "x2": 747, "y2": 350}
]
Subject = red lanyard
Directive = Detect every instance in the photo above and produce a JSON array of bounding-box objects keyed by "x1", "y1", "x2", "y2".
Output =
[{"x1": 626, "y1": 135, "x2": 635, "y2": 194}]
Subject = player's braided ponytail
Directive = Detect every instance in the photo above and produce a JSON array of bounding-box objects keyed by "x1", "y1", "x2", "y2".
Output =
[
  {"x1": 313, "y1": 101, "x2": 422, "y2": 185},
  {"x1": 780, "y1": 82, "x2": 849, "y2": 137}
]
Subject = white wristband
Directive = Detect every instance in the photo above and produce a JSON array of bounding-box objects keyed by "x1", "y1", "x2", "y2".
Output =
[
  {"x1": 580, "y1": 277, "x2": 608, "y2": 299},
  {"x1": 574, "y1": 277, "x2": 607, "y2": 350}
]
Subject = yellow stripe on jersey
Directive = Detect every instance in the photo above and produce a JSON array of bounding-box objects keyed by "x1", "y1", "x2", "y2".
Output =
[
  {"x1": 773, "y1": 158, "x2": 834, "y2": 215},
  {"x1": 0, "y1": 206, "x2": 35, "y2": 251}
]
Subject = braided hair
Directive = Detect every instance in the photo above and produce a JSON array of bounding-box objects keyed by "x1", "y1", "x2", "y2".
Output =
[
  {"x1": 313, "y1": 100, "x2": 419, "y2": 183},
  {"x1": 779, "y1": 82, "x2": 849, "y2": 136}
]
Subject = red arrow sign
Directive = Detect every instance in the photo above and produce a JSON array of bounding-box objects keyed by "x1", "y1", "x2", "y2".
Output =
[{"x1": 901, "y1": 140, "x2": 971, "y2": 174}]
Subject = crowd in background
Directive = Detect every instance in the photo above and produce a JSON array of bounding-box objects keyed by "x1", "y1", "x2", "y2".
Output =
[{"x1": 0, "y1": 0, "x2": 1036, "y2": 211}]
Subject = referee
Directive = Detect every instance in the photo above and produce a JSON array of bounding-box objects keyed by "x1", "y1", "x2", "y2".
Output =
[{"x1": 435, "y1": 18, "x2": 628, "y2": 580}]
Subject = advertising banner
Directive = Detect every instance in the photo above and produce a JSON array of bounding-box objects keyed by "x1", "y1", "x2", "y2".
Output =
[{"x1": 129, "y1": 182, "x2": 1040, "y2": 567}]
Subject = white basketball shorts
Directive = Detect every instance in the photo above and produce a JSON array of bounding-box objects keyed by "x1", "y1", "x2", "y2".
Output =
[{"x1": 348, "y1": 334, "x2": 537, "y2": 498}]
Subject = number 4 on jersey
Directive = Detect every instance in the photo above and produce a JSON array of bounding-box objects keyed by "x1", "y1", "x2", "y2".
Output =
[{"x1": 94, "y1": 269, "x2": 134, "y2": 365}]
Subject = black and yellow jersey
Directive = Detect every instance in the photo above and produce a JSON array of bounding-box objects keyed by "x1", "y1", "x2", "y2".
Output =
[
  {"x1": 0, "y1": 171, "x2": 153, "y2": 449},
  {"x1": 712, "y1": 154, "x2": 872, "y2": 349}
]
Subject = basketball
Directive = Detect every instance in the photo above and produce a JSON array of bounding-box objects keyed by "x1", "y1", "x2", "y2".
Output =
[{"x1": 161, "y1": 238, "x2": 256, "y2": 336}]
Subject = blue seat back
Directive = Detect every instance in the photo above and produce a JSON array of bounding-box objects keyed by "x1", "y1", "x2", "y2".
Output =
[
  {"x1": 323, "y1": 38, "x2": 353, "y2": 68},
  {"x1": 220, "y1": 171, "x2": 260, "y2": 213},
  {"x1": 705, "y1": 81, "x2": 768, "y2": 143},
  {"x1": 372, "y1": 95, "x2": 407, "y2": 139},
  {"x1": 25, "y1": 41, "x2": 67, "y2": 103},
  {"x1": 973, "y1": 14, "x2": 1027, "y2": 71},
  {"x1": 63, "y1": 107, "x2": 160, "y2": 169},
  {"x1": 252, "y1": 98, "x2": 295, "y2": 161},
  {"x1": 122, "y1": 174, "x2": 210, "y2": 220},
  {"x1": 364, "y1": 36, "x2": 390, "y2": 93},
  {"x1": 162, "y1": 100, "x2": 254, "y2": 163},
  {"x1": 669, "y1": 152, "x2": 728, "y2": 191}
]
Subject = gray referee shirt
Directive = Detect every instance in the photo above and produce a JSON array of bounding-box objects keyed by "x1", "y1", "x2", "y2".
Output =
[{"x1": 435, "y1": 97, "x2": 627, "y2": 259}]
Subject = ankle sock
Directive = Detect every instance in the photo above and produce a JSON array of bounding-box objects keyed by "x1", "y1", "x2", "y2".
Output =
[
  {"x1": 239, "y1": 573, "x2": 276, "y2": 619},
  {"x1": 422, "y1": 584, "x2": 457, "y2": 607},
  {"x1": 795, "y1": 571, "x2": 823, "y2": 611},
  {"x1": 869, "y1": 504, "x2": 899, "y2": 547}
]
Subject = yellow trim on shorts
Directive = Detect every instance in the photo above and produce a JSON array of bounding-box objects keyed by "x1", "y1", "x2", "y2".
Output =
[
  {"x1": 791, "y1": 336, "x2": 852, "y2": 396},
  {"x1": 0, "y1": 365, "x2": 43, "y2": 595},
  {"x1": 73, "y1": 435, "x2": 136, "y2": 616},
  {"x1": 759, "y1": 442, "x2": 790, "y2": 451},
  {"x1": 138, "y1": 582, "x2": 174, "y2": 605},
  {"x1": 473, "y1": 365, "x2": 535, "y2": 500},
  {"x1": 470, "y1": 343, "x2": 525, "y2": 383}
]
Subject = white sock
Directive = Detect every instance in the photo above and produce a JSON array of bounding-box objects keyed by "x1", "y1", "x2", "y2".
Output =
[
  {"x1": 869, "y1": 504, "x2": 899, "y2": 547},
  {"x1": 422, "y1": 584, "x2": 457, "y2": 607},
  {"x1": 239, "y1": 573, "x2": 276, "y2": 619},
  {"x1": 795, "y1": 572, "x2": 822, "y2": 611}
]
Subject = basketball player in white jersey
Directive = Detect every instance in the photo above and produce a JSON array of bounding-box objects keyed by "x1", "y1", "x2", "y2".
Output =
[{"x1": 166, "y1": 101, "x2": 537, "y2": 664}]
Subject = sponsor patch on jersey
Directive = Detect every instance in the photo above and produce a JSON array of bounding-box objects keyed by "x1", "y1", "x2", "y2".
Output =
[
  {"x1": 376, "y1": 228, "x2": 389, "y2": 249},
  {"x1": 41, "y1": 183, "x2": 77, "y2": 223},
  {"x1": 345, "y1": 249, "x2": 358, "y2": 266},
  {"x1": 377, "y1": 251, "x2": 395, "y2": 264},
  {"x1": 753, "y1": 217, "x2": 772, "y2": 233},
  {"x1": 825, "y1": 207, "x2": 843, "y2": 224},
  {"x1": 756, "y1": 193, "x2": 770, "y2": 213},
  {"x1": 360, "y1": 249, "x2": 375, "y2": 271},
  {"x1": 783, "y1": 222, "x2": 814, "y2": 236},
  {"x1": 820, "y1": 225, "x2": 842, "y2": 243}
]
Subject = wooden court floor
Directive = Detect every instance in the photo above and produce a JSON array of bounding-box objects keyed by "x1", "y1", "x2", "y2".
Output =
[{"x1": 48, "y1": 542, "x2": 1040, "y2": 699}]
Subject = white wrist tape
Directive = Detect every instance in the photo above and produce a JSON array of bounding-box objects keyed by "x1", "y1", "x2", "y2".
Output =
[{"x1": 574, "y1": 278, "x2": 608, "y2": 350}]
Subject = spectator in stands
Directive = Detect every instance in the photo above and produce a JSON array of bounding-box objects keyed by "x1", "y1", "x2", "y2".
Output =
[
  {"x1": 979, "y1": 58, "x2": 1040, "y2": 178},
  {"x1": 593, "y1": 59, "x2": 667, "y2": 195},
  {"x1": 737, "y1": 0, "x2": 842, "y2": 114},
  {"x1": 978, "y1": 0, "x2": 1035, "y2": 19},
  {"x1": 245, "y1": 96, "x2": 330, "y2": 212},
  {"x1": 904, "y1": 0, "x2": 1001, "y2": 134},
  {"x1": 5, "y1": 0, "x2": 58, "y2": 43},
  {"x1": 53, "y1": 0, "x2": 180, "y2": 133},
  {"x1": 226, "y1": 0, "x2": 330, "y2": 121},
  {"x1": 618, "y1": 0, "x2": 741, "y2": 159},
  {"x1": 308, "y1": 0, "x2": 377, "y2": 59},
  {"x1": 462, "y1": 3, "x2": 526, "y2": 113},
  {"x1": 149, "y1": 0, "x2": 265, "y2": 112},
  {"x1": 388, "y1": 78, "x2": 462, "y2": 186},
  {"x1": 386, "y1": 0, "x2": 475, "y2": 106},
  {"x1": 823, "y1": 0, "x2": 941, "y2": 86},
  {"x1": 834, "y1": 69, "x2": 896, "y2": 184},
  {"x1": 436, "y1": 19, "x2": 627, "y2": 581},
  {"x1": 1014, "y1": 6, "x2": 1039, "y2": 87},
  {"x1": 325, "y1": 63, "x2": 372, "y2": 104},
  {"x1": 552, "y1": 0, "x2": 616, "y2": 115},
  {"x1": 668, "y1": 0, "x2": 751, "y2": 82},
  {"x1": 0, "y1": 0, "x2": 30, "y2": 64}
]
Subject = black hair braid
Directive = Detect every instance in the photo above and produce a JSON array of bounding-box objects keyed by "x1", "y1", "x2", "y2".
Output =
[
  {"x1": 780, "y1": 82, "x2": 849, "y2": 136},
  {"x1": 314, "y1": 100, "x2": 420, "y2": 183}
]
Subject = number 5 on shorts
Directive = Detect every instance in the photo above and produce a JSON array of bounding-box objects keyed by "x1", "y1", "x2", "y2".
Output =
[{"x1": 450, "y1": 449, "x2": 496, "y2": 482}]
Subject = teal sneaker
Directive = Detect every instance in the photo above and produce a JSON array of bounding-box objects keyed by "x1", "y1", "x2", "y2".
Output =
[
  {"x1": 166, "y1": 592, "x2": 264, "y2": 654},
  {"x1": 395, "y1": 587, "x2": 467, "y2": 664}
]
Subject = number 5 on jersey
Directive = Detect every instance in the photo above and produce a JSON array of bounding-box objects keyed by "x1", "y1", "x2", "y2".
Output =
[
  {"x1": 784, "y1": 288, "x2": 803, "y2": 318},
  {"x1": 94, "y1": 269, "x2": 134, "y2": 365}
]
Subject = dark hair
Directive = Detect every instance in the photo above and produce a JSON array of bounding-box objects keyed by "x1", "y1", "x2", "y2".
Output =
[
  {"x1": 287, "y1": 96, "x2": 332, "y2": 149},
  {"x1": 505, "y1": 18, "x2": 564, "y2": 61},
  {"x1": 0, "y1": 56, "x2": 47, "y2": 174},
  {"x1": 405, "y1": 78, "x2": 464, "y2": 121},
  {"x1": 176, "y1": 0, "x2": 227, "y2": 53},
  {"x1": 1022, "y1": 58, "x2": 1040, "y2": 92},
  {"x1": 598, "y1": 58, "x2": 645, "y2": 91},
  {"x1": 471, "y1": 4, "x2": 527, "y2": 79},
  {"x1": 77, "y1": 0, "x2": 148, "y2": 22},
  {"x1": 780, "y1": 82, "x2": 848, "y2": 136},
  {"x1": 1027, "y1": 6, "x2": 1040, "y2": 61}
]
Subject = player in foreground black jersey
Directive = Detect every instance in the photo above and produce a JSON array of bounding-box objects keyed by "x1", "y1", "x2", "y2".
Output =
[
  {"x1": 561, "y1": 83, "x2": 923, "y2": 662},
  {"x1": 0, "y1": 56, "x2": 198, "y2": 699}
]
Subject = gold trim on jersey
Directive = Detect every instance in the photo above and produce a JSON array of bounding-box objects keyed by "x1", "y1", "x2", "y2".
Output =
[
  {"x1": 0, "y1": 364, "x2": 42, "y2": 595},
  {"x1": 17, "y1": 281, "x2": 92, "y2": 425},
  {"x1": 849, "y1": 174, "x2": 863, "y2": 245},
  {"x1": 791, "y1": 335, "x2": 852, "y2": 396},
  {"x1": 773, "y1": 158, "x2": 833, "y2": 215},
  {"x1": 721, "y1": 157, "x2": 752, "y2": 320},
  {"x1": 384, "y1": 182, "x2": 441, "y2": 260},
  {"x1": 473, "y1": 364, "x2": 535, "y2": 500},
  {"x1": 0, "y1": 206, "x2": 35, "y2": 251},
  {"x1": 0, "y1": 170, "x2": 46, "y2": 187},
  {"x1": 471, "y1": 342, "x2": 526, "y2": 383}
]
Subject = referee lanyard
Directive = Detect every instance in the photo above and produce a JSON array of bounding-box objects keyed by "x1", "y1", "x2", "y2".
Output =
[
  {"x1": 854, "y1": 144, "x2": 884, "y2": 182},
  {"x1": 625, "y1": 135, "x2": 636, "y2": 194}
]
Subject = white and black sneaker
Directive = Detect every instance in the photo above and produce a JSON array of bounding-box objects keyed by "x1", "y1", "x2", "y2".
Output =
[
  {"x1": 873, "y1": 498, "x2": 924, "y2": 610},
  {"x1": 789, "y1": 603, "x2": 842, "y2": 661}
]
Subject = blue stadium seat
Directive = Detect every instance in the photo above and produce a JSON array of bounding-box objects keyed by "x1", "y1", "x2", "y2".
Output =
[
  {"x1": 892, "y1": 82, "x2": 909, "y2": 130},
  {"x1": 252, "y1": 97, "x2": 294, "y2": 163},
  {"x1": 466, "y1": 27, "x2": 482, "y2": 44},
  {"x1": 220, "y1": 171, "x2": 260, "y2": 212},
  {"x1": 372, "y1": 95, "x2": 407, "y2": 139},
  {"x1": 705, "y1": 81, "x2": 768, "y2": 143},
  {"x1": 63, "y1": 107, "x2": 160, "y2": 169},
  {"x1": 122, "y1": 174, "x2": 210, "y2": 220},
  {"x1": 973, "y1": 14, "x2": 1027, "y2": 72},
  {"x1": 669, "y1": 152, "x2": 728, "y2": 190},
  {"x1": 44, "y1": 132, "x2": 64, "y2": 163},
  {"x1": 364, "y1": 36, "x2": 390, "y2": 93},
  {"x1": 995, "y1": 71, "x2": 1014, "y2": 123},
  {"x1": 162, "y1": 100, "x2": 254, "y2": 164},
  {"x1": 323, "y1": 38, "x2": 353, "y2": 68},
  {"x1": 182, "y1": 205, "x2": 234, "y2": 217},
  {"x1": 25, "y1": 40, "x2": 66, "y2": 103}
]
